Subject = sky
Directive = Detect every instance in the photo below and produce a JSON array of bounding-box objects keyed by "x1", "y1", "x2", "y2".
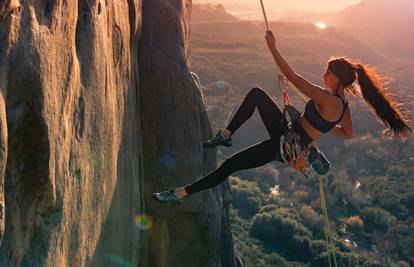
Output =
[{"x1": 193, "y1": 0, "x2": 362, "y2": 11}]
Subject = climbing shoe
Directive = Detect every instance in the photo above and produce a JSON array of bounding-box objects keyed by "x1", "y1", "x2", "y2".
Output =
[
  {"x1": 152, "y1": 188, "x2": 184, "y2": 204},
  {"x1": 203, "y1": 130, "x2": 232, "y2": 148}
]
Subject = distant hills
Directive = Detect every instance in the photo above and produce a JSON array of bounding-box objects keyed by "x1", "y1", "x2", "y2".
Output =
[
  {"x1": 333, "y1": 0, "x2": 414, "y2": 57},
  {"x1": 192, "y1": 4, "x2": 239, "y2": 23},
  {"x1": 193, "y1": 0, "x2": 361, "y2": 11},
  {"x1": 190, "y1": 18, "x2": 383, "y2": 96},
  {"x1": 337, "y1": 0, "x2": 414, "y2": 28},
  {"x1": 192, "y1": 1, "x2": 414, "y2": 59}
]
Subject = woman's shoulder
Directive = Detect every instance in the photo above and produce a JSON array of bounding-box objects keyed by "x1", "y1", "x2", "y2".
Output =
[
  {"x1": 313, "y1": 91, "x2": 342, "y2": 105},
  {"x1": 316, "y1": 93, "x2": 346, "y2": 113}
]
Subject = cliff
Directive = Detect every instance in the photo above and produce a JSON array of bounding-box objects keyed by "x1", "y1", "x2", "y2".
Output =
[
  {"x1": 0, "y1": 0, "x2": 143, "y2": 266},
  {"x1": 0, "y1": 0, "x2": 237, "y2": 266},
  {"x1": 139, "y1": 0, "x2": 237, "y2": 266}
]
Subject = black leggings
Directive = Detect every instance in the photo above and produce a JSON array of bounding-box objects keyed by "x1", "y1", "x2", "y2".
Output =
[{"x1": 184, "y1": 87, "x2": 289, "y2": 195}]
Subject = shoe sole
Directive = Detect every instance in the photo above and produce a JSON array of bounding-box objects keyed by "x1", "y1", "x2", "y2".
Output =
[
  {"x1": 152, "y1": 194, "x2": 164, "y2": 203},
  {"x1": 203, "y1": 142, "x2": 232, "y2": 148},
  {"x1": 152, "y1": 193, "x2": 184, "y2": 204}
]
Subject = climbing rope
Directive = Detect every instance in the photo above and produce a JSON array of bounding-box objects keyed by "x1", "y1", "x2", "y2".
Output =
[
  {"x1": 259, "y1": 1, "x2": 338, "y2": 266},
  {"x1": 319, "y1": 175, "x2": 338, "y2": 267},
  {"x1": 260, "y1": 0, "x2": 309, "y2": 106}
]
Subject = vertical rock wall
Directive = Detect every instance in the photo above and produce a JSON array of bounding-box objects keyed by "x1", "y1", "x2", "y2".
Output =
[
  {"x1": 139, "y1": 0, "x2": 236, "y2": 266},
  {"x1": 0, "y1": 0, "x2": 238, "y2": 266},
  {"x1": 0, "y1": 1, "x2": 143, "y2": 266}
]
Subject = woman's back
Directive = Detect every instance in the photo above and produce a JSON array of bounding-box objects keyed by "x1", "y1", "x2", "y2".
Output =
[{"x1": 299, "y1": 93, "x2": 349, "y2": 141}]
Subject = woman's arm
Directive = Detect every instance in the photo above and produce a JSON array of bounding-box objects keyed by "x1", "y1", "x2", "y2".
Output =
[
  {"x1": 265, "y1": 31, "x2": 333, "y2": 105},
  {"x1": 329, "y1": 108, "x2": 353, "y2": 139}
]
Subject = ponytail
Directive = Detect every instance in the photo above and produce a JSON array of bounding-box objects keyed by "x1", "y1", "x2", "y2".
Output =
[{"x1": 354, "y1": 64, "x2": 412, "y2": 139}]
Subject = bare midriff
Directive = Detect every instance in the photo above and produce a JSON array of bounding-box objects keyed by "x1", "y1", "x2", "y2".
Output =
[
  {"x1": 299, "y1": 95, "x2": 348, "y2": 141},
  {"x1": 299, "y1": 115, "x2": 324, "y2": 141}
]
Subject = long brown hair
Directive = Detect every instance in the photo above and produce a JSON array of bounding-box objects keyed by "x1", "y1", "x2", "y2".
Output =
[{"x1": 328, "y1": 57, "x2": 412, "y2": 139}]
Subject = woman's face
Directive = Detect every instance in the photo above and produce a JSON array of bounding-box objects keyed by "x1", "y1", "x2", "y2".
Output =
[{"x1": 323, "y1": 69, "x2": 340, "y2": 91}]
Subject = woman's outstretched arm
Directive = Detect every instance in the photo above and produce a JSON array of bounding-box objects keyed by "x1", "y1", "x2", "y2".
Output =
[{"x1": 265, "y1": 31, "x2": 333, "y2": 105}]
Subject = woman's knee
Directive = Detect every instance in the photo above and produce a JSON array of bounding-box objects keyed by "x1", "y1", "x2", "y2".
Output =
[
  {"x1": 246, "y1": 87, "x2": 267, "y2": 102},
  {"x1": 248, "y1": 87, "x2": 265, "y2": 96}
]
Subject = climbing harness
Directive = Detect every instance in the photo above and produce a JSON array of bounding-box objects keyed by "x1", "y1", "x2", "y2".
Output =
[{"x1": 260, "y1": 1, "x2": 338, "y2": 266}]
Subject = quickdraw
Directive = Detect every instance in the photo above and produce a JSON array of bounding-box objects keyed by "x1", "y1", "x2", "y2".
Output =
[
  {"x1": 280, "y1": 127, "x2": 310, "y2": 173},
  {"x1": 280, "y1": 129, "x2": 332, "y2": 176},
  {"x1": 279, "y1": 105, "x2": 312, "y2": 173}
]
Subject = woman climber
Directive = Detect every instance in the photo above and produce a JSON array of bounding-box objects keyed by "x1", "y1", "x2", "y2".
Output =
[{"x1": 152, "y1": 30, "x2": 412, "y2": 204}]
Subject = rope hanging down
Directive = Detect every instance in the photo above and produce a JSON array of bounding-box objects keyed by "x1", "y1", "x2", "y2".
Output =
[
  {"x1": 319, "y1": 175, "x2": 339, "y2": 267},
  {"x1": 259, "y1": 1, "x2": 338, "y2": 266}
]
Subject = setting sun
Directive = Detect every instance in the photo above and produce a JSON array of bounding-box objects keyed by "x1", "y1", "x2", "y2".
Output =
[{"x1": 315, "y1": 22, "x2": 327, "y2": 29}]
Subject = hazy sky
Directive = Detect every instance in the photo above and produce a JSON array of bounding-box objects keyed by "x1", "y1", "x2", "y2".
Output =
[{"x1": 193, "y1": 0, "x2": 362, "y2": 10}]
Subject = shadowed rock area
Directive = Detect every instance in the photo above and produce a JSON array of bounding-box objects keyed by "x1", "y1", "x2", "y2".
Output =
[
  {"x1": 139, "y1": 0, "x2": 239, "y2": 266},
  {"x1": 0, "y1": 1, "x2": 143, "y2": 266}
]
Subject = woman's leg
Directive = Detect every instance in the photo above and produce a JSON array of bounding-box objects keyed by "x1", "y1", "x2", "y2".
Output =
[
  {"x1": 174, "y1": 88, "x2": 287, "y2": 199},
  {"x1": 226, "y1": 87, "x2": 287, "y2": 138},
  {"x1": 182, "y1": 138, "x2": 281, "y2": 196}
]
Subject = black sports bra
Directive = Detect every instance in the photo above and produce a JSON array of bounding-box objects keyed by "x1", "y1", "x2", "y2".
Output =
[{"x1": 304, "y1": 95, "x2": 348, "y2": 133}]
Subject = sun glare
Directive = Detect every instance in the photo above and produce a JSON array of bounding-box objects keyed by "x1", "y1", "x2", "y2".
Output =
[{"x1": 315, "y1": 22, "x2": 327, "y2": 29}]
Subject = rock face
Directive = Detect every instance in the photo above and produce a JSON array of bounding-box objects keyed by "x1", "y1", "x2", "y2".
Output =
[
  {"x1": 0, "y1": 1, "x2": 143, "y2": 266},
  {"x1": 0, "y1": 0, "x2": 238, "y2": 266},
  {"x1": 139, "y1": 0, "x2": 237, "y2": 266}
]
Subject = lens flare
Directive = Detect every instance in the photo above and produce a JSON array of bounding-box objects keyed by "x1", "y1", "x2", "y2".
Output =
[
  {"x1": 159, "y1": 154, "x2": 175, "y2": 170},
  {"x1": 135, "y1": 214, "x2": 153, "y2": 231},
  {"x1": 105, "y1": 253, "x2": 133, "y2": 267}
]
